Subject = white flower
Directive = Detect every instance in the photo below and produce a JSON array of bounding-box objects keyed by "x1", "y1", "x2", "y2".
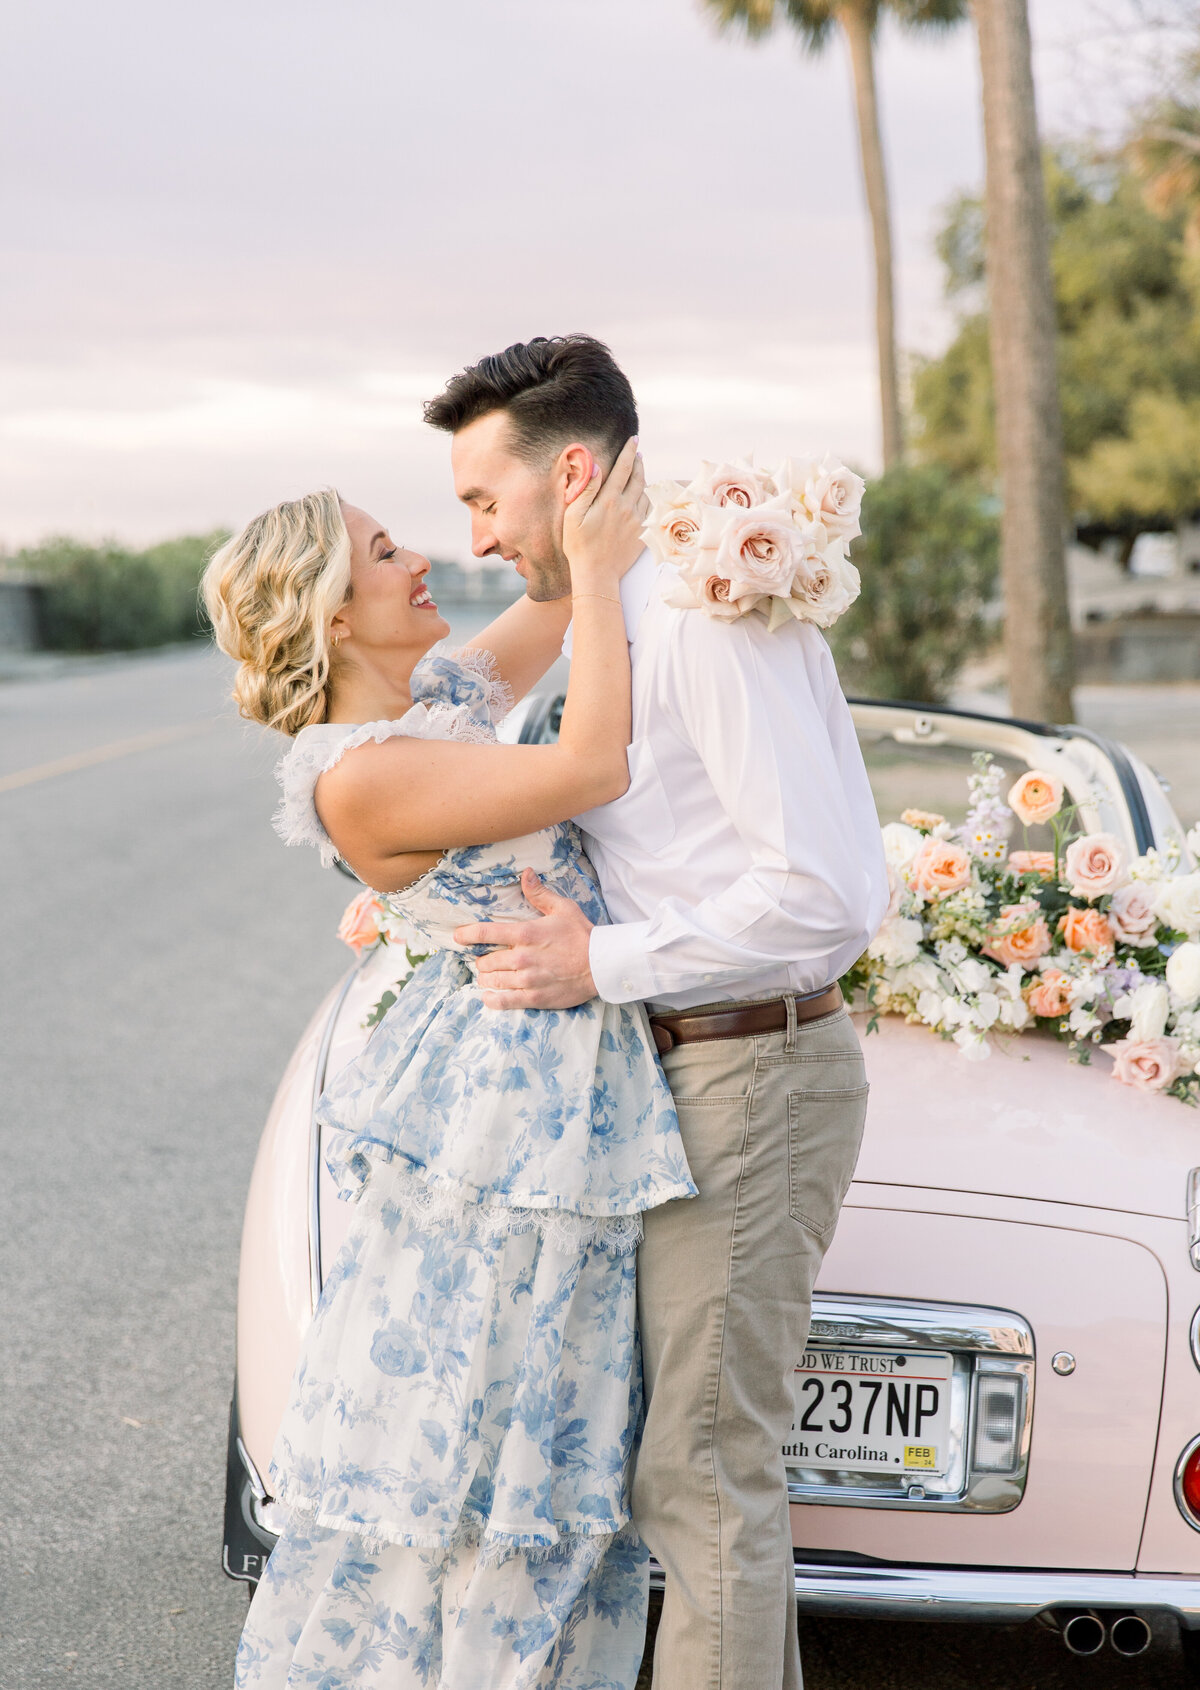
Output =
[
  {"x1": 867, "y1": 916, "x2": 924, "y2": 968},
  {"x1": 1155, "y1": 873, "x2": 1200, "y2": 939},
  {"x1": 1116, "y1": 980, "x2": 1171, "y2": 1042},
  {"x1": 916, "y1": 988, "x2": 945, "y2": 1025},
  {"x1": 1068, "y1": 1004, "x2": 1101, "y2": 1038},
  {"x1": 1130, "y1": 849, "x2": 1169, "y2": 885},
  {"x1": 953, "y1": 1026, "x2": 991, "y2": 1061},
  {"x1": 881, "y1": 822, "x2": 925, "y2": 870},
  {"x1": 940, "y1": 995, "x2": 967, "y2": 1027},
  {"x1": 954, "y1": 957, "x2": 994, "y2": 995},
  {"x1": 974, "y1": 991, "x2": 1002, "y2": 1029},
  {"x1": 892, "y1": 959, "x2": 942, "y2": 997},
  {"x1": 937, "y1": 938, "x2": 969, "y2": 968},
  {"x1": 1166, "y1": 941, "x2": 1200, "y2": 1006}
]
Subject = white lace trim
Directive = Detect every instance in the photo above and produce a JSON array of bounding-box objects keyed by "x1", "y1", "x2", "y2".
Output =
[
  {"x1": 444, "y1": 644, "x2": 515, "y2": 723},
  {"x1": 359, "y1": 1170, "x2": 645, "y2": 1256},
  {"x1": 272, "y1": 687, "x2": 500, "y2": 868},
  {"x1": 268, "y1": 1466, "x2": 635, "y2": 1564}
]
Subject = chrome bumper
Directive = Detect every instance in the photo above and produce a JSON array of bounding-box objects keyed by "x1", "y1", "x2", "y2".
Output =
[{"x1": 788, "y1": 1560, "x2": 1200, "y2": 1626}]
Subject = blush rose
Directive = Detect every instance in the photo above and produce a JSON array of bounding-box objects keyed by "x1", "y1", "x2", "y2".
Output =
[
  {"x1": 1108, "y1": 1036, "x2": 1184, "y2": 1092},
  {"x1": 1063, "y1": 832, "x2": 1127, "y2": 900},
  {"x1": 1108, "y1": 882, "x2": 1159, "y2": 947}
]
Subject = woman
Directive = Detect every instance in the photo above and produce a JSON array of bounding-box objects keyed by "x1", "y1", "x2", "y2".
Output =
[{"x1": 203, "y1": 438, "x2": 694, "y2": 1690}]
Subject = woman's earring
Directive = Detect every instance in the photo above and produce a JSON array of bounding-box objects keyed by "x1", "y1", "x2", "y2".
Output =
[{"x1": 332, "y1": 632, "x2": 341, "y2": 647}]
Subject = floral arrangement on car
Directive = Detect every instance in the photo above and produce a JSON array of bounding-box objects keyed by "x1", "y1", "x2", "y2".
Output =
[
  {"x1": 642, "y1": 455, "x2": 865, "y2": 631},
  {"x1": 840, "y1": 755, "x2": 1200, "y2": 1105},
  {"x1": 336, "y1": 890, "x2": 430, "y2": 1029}
]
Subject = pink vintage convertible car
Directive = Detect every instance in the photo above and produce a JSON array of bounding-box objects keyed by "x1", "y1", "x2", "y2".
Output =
[{"x1": 224, "y1": 694, "x2": 1200, "y2": 1672}]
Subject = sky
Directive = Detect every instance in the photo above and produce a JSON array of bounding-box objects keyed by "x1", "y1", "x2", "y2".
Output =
[{"x1": 0, "y1": 0, "x2": 1182, "y2": 560}]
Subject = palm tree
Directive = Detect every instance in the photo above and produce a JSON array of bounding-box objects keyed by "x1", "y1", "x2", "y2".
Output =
[
  {"x1": 1131, "y1": 96, "x2": 1200, "y2": 248},
  {"x1": 970, "y1": 0, "x2": 1074, "y2": 721},
  {"x1": 703, "y1": 0, "x2": 966, "y2": 469}
]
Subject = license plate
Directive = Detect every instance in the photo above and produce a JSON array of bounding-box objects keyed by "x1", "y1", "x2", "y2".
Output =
[{"x1": 785, "y1": 1348, "x2": 954, "y2": 1475}]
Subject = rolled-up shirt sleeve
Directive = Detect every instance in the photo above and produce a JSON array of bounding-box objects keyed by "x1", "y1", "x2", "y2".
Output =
[{"x1": 587, "y1": 613, "x2": 888, "y2": 1005}]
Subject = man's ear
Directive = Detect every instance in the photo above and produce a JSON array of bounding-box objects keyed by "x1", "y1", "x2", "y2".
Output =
[{"x1": 558, "y1": 442, "x2": 598, "y2": 507}]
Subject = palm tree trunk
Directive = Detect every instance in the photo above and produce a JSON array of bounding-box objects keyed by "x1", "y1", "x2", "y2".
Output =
[
  {"x1": 839, "y1": 1, "x2": 903, "y2": 469},
  {"x1": 971, "y1": 0, "x2": 1074, "y2": 721}
]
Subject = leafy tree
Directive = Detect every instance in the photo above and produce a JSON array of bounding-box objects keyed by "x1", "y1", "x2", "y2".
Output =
[
  {"x1": 702, "y1": 0, "x2": 966, "y2": 469},
  {"x1": 15, "y1": 532, "x2": 225, "y2": 651},
  {"x1": 828, "y1": 462, "x2": 999, "y2": 701},
  {"x1": 912, "y1": 150, "x2": 1200, "y2": 547}
]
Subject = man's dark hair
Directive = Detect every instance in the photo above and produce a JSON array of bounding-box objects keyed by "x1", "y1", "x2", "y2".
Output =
[{"x1": 424, "y1": 334, "x2": 638, "y2": 467}]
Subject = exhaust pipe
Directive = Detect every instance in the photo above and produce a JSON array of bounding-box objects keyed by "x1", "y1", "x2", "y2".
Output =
[
  {"x1": 1058, "y1": 1610, "x2": 1107, "y2": 1656},
  {"x1": 1109, "y1": 1612, "x2": 1152, "y2": 1657}
]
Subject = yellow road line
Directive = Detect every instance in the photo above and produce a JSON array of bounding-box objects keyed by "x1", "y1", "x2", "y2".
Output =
[{"x1": 0, "y1": 722, "x2": 214, "y2": 793}]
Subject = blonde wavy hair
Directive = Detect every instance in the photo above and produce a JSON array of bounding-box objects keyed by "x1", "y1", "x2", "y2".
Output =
[{"x1": 202, "y1": 489, "x2": 352, "y2": 737}]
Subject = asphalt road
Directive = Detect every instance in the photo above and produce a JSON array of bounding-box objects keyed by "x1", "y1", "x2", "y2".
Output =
[{"x1": 1, "y1": 646, "x2": 1198, "y2": 1690}]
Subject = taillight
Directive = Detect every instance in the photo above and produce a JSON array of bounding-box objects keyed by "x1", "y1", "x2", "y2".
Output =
[{"x1": 1175, "y1": 1437, "x2": 1200, "y2": 1530}]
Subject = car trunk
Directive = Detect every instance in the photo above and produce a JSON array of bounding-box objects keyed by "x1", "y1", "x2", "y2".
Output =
[{"x1": 799, "y1": 1205, "x2": 1168, "y2": 1570}]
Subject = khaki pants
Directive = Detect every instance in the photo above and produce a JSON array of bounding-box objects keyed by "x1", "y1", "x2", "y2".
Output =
[{"x1": 633, "y1": 1000, "x2": 869, "y2": 1690}]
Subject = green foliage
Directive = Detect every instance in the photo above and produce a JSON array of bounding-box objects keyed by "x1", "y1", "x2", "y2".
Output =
[
  {"x1": 827, "y1": 463, "x2": 999, "y2": 702},
  {"x1": 912, "y1": 149, "x2": 1200, "y2": 533},
  {"x1": 702, "y1": 0, "x2": 965, "y2": 48},
  {"x1": 11, "y1": 532, "x2": 226, "y2": 651}
]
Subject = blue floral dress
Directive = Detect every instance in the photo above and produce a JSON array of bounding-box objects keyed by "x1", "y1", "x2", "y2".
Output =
[{"x1": 236, "y1": 650, "x2": 695, "y2": 1690}]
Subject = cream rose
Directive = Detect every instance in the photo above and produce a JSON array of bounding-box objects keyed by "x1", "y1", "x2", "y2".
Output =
[
  {"x1": 687, "y1": 458, "x2": 778, "y2": 510},
  {"x1": 1108, "y1": 1036, "x2": 1184, "y2": 1092},
  {"x1": 909, "y1": 837, "x2": 973, "y2": 896},
  {"x1": 682, "y1": 497, "x2": 798, "y2": 614},
  {"x1": 787, "y1": 547, "x2": 860, "y2": 630},
  {"x1": 337, "y1": 889, "x2": 384, "y2": 955},
  {"x1": 643, "y1": 481, "x2": 703, "y2": 566},
  {"x1": 1063, "y1": 832, "x2": 1128, "y2": 900},
  {"x1": 1167, "y1": 941, "x2": 1200, "y2": 1005},
  {"x1": 1108, "y1": 882, "x2": 1159, "y2": 946},
  {"x1": 800, "y1": 454, "x2": 865, "y2": 542},
  {"x1": 1007, "y1": 770, "x2": 1064, "y2": 827},
  {"x1": 1155, "y1": 872, "x2": 1200, "y2": 939}
]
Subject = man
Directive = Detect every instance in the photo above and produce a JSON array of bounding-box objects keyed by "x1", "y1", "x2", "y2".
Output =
[{"x1": 426, "y1": 334, "x2": 888, "y2": 1690}]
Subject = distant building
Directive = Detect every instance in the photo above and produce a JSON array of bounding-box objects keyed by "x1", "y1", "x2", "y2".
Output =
[{"x1": 426, "y1": 558, "x2": 525, "y2": 606}]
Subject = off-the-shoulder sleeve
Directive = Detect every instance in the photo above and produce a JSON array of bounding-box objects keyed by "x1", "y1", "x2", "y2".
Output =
[{"x1": 411, "y1": 646, "x2": 514, "y2": 727}]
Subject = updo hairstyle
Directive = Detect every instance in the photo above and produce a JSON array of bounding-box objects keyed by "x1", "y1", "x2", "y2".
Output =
[{"x1": 202, "y1": 489, "x2": 352, "y2": 736}]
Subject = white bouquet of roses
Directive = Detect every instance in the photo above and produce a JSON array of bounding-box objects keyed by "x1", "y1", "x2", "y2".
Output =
[{"x1": 643, "y1": 454, "x2": 865, "y2": 632}]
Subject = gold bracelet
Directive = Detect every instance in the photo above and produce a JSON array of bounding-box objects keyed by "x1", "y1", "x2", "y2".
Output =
[{"x1": 572, "y1": 592, "x2": 622, "y2": 604}]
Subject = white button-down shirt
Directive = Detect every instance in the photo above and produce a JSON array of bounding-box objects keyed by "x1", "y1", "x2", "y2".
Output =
[{"x1": 563, "y1": 549, "x2": 889, "y2": 1011}]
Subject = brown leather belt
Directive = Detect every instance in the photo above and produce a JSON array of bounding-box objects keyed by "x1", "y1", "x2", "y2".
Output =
[{"x1": 648, "y1": 985, "x2": 843, "y2": 1056}]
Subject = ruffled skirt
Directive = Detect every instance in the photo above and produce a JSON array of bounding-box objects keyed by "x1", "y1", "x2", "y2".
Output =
[{"x1": 235, "y1": 1168, "x2": 652, "y2": 1688}]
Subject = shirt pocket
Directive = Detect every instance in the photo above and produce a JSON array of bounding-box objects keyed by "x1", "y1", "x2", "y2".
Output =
[
  {"x1": 787, "y1": 1080, "x2": 870, "y2": 1237},
  {"x1": 578, "y1": 735, "x2": 676, "y2": 852}
]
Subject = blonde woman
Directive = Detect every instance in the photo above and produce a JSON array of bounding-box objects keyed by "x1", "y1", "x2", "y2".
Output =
[{"x1": 204, "y1": 439, "x2": 694, "y2": 1690}]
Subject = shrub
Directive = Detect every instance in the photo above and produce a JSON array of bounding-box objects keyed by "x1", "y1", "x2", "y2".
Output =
[
  {"x1": 12, "y1": 532, "x2": 226, "y2": 652},
  {"x1": 828, "y1": 464, "x2": 999, "y2": 703}
]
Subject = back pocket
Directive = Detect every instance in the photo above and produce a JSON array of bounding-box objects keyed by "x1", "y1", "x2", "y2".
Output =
[{"x1": 788, "y1": 1083, "x2": 870, "y2": 1236}]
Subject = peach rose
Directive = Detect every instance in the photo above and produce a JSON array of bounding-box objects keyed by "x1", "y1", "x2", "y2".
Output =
[
  {"x1": 1007, "y1": 770, "x2": 1064, "y2": 827},
  {"x1": 1025, "y1": 968, "x2": 1074, "y2": 1018},
  {"x1": 1008, "y1": 850, "x2": 1057, "y2": 877},
  {"x1": 1058, "y1": 906, "x2": 1116, "y2": 957},
  {"x1": 699, "y1": 574, "x2": 743, "y2": 621},
  {"x1": 1063, "y1": 832, "x2": 1127, "y2": 901},
  {"x1": 1108, "y1": 882, "x2": 1159, "y2": 947},
  {"x1": 901, "y1": 808, "x2": 946, "y2": 832},
  {"x1": 337, "y1": 889, "x2": 384, "y2": 955},
  {"x1": 983, "y1": 902, "x2": 1052, "y2": 969},
  {"x1": 909, "y1": 837, "x2": 972, "y2": 896},
  {"x1": 1108, "y1": 1035, "x2": 1184, "y2": 1092}
]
